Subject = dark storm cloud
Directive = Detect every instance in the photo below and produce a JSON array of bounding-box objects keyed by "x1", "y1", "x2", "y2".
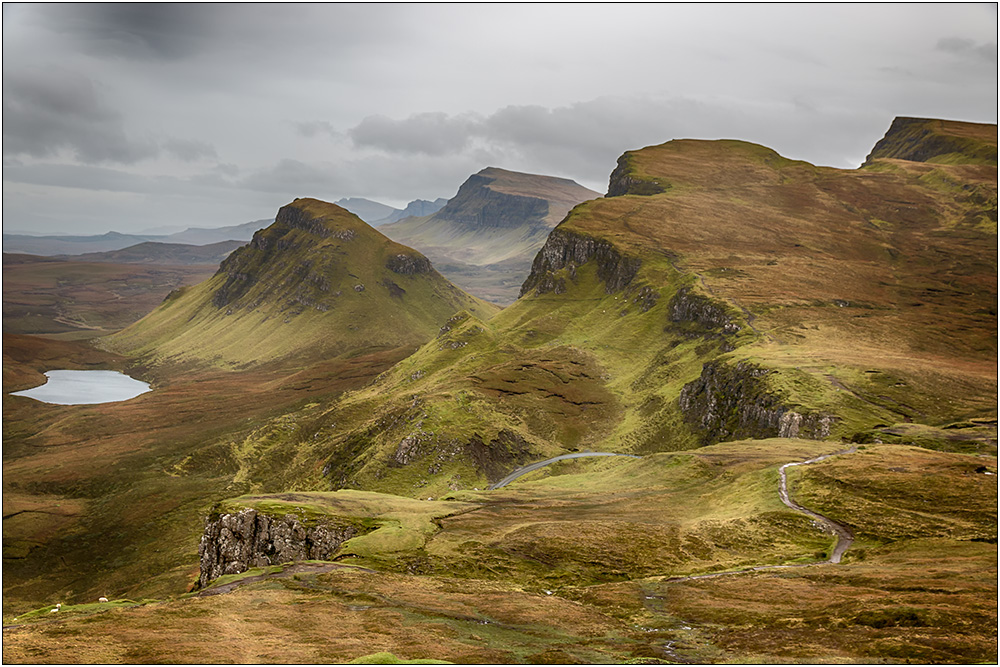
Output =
[
  {"x1": 2, "y1": 66, "x2": 158, "y2": 163},
  {"x1": 30, "y1": 3, "x2": 218, "y2": 60}
]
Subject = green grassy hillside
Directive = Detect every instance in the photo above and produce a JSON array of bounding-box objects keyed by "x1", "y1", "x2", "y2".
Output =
[
  {"x1": 218, "y1": 119, "x2": 996, "y2": 499},
  {"x1": 3, "y1": 119, "x2": 995, "y2": 665},
  {"x1": 102, "y1": 198, "x2": 499, "y2": 368}
]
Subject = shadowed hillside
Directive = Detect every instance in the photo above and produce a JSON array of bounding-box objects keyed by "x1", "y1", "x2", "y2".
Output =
[
  {"x1": 102, "y1": 198, "x2": 499, "y2": 368},
  {"x1": 381, "y1": 168, "x2": 600, "y2": 304}
]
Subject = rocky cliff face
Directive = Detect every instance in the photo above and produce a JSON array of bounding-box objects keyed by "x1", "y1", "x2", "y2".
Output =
[
  {"x1": 607, "y1": 153, "x2": 668, "y2": 197},
  {"x1": 198, "y1": 507, "x2": 365, "y2": 588},
  {"x1": 668, "y1": 287, "x2": 741, "y2": 334},
  {"x1": 435, "y1": 173, "x2": 550, "y2": 230},
  {"x1": 863, "y1": 117, "x2": 998, "y2": 166},
  {"x1": 519, "y1": 229, "x2": 641, "y2": 297},
  {"x1": 678, "y1": 360, "x2": 833, "y2": 445}
]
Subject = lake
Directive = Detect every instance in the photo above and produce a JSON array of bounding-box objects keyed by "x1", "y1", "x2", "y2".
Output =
[{"x1": 10, "y1": 370, "x2": 152, "y2": 405}]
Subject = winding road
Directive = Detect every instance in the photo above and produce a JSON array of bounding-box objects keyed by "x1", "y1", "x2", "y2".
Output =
[
  {"x1": 490, "y1": 446, "x2": 858, "y2": 578},
  {"x1": 488, "y1": 452, "x2": 642, "y2": 489}
]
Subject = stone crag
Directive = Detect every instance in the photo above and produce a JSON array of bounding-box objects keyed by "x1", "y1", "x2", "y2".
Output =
[
  {"x1": 198, "y1": 508, "x2": 365, "y2": 588},
  {"x1": 435, "y1": 172, "x2": 550, "y2": 230},
  {"x1": 606, "y1": 152, "x2": 668, "y2": 197},
  {"x1": 520, "y1": 229, "x2": 641, "y2": 297},
  {"x1": 679, "y1": 360, "x2": 834, "y2": 445}
]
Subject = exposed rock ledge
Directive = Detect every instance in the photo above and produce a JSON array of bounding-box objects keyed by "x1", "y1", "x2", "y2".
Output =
[
  {"x1": 198, "y1": 508, "x2": 364, "y2": 589},
  {"x1": 520, "y1": 229, "x2": 641, "y2": 297},
  {"x1": 606, "y1": 153, "x2": 668, "y2": 197},
  {"x1": 679, "y1": 360, "x2": 834, "y2": 445}
]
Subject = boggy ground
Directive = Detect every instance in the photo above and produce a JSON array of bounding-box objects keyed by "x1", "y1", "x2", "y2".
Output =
[{"x1": 4, "y1": 439, "x2": 995, "y2": 663}]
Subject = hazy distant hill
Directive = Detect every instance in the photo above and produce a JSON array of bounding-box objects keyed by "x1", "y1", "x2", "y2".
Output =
[
  {"x1": 59, "y1": 240, "x2": 245, "y2": 266},
  {"x1": 162, "y1": 219, "x2": 269, "y2": 245},
  {"x1": 2, "y1": 231, "x2": 163, "y2": 256},
  {"x1": 334, "y1": 197, "x2": 399, "y2": 223},
  {"x1": 373, "y1": 198, "x2": 448, "y2": 225},
  {"x1": 3, "y1": 219, "x2": 269, "y2": 256},
  {"x1": 380, "y1": 167, "x2": 600, "y2": 303},
  {"x1": 103, "y1": 198, "x2": 499, "y2": 367}
]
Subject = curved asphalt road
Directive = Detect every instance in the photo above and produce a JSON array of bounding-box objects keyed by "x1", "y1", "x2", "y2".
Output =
[
  {"x1": 778, "y1": 446, "x2": 857, "y2": 563},
  {"x1": 488, "y1": 452, "x2": 642, "y2": 490}
]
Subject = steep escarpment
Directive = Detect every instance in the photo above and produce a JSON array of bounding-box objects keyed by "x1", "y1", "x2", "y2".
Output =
[
  {"x1": 863, "y1": 116, "x2": 997, "y2": 166},
  {"x1": 380, "y1": 168, "x2": 600, "y2": 304},
  {"x1": 679, "y1": 360, "x2": 834, "y2": 445},
  {"x1": 519, "y1": 228, "x2": 641, "y2": 296},
  {"x1": 103, "y1": 198, "x2": 499, "y2": 367},
  {"x1": 198, "y1": 507, "x2": 366, "y2": 588},
  {"x1": 434, "y1": 171, "x2": 550, "y2": 230},
  {"x1": 606, "y1": 151, "x2": 669, "y2": 197}
]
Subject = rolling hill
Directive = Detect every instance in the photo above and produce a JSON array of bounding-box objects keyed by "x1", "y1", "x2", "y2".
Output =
[
  {"x1": 220, "y1": 117, "x2": 995, "y2": 500},
  {"x1": 2, "y1": 117, "x2": 995, "y2": 664},
  {"x1": 380, "y1": 167, "x2": 600, "y2": 304},
  {"x1": 101, "y1": 198, "x2": 499, "y2": 368}
]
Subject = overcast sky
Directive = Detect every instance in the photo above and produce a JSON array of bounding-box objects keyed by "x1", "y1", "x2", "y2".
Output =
[{"x1": 3, "y1": 3, "x2": 997, "y2": 235}]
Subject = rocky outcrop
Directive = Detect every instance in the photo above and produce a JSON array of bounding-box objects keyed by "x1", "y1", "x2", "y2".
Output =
[
  {"x1": 435, "y1": 173, "x2": 550, "y2": 230},
  {"x1": 465, "y1": 429, "x2": 534, "y2": 483},
  {"x1": 679, "y1": 361, "x2": 834, "y2": 445},
  {"x1": 198, "y1": 507, "x2": 364, "y2": 588},
  {"x1": 863, "y1": 117, "x2": 998, "y2": 166},
  {"x1": 520, "y1": 229, "x2": 641, "y2": 297},
  {"x1": 668, "y1": 287, "x2": 741, "y2": 334},
  {"x1": 385, "y1": 252, "x2": 432, "y2": 275},
  {"x1": 607, "y1": 153, "x2": 668, "y2": 197}
]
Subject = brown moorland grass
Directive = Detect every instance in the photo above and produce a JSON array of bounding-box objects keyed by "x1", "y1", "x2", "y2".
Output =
[
  {"x1": 2, "y1": 255, "x2": 217, "y2": 336},
  {"x1": 3, "y1": 440, "x2": 995, "y2": 664}
]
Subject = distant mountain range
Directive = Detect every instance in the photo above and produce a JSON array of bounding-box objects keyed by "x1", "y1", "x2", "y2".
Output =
[
  {"x1": 2, "y1": 219, "x2": 270, "y2": 256},
  {"x1": 335, "y1": 197, "x2": 448, "y2": 225}
]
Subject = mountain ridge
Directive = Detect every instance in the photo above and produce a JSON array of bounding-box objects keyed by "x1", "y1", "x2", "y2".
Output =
[{"x1": 102, "y1": 198, "x2": 498, "y2": 368}]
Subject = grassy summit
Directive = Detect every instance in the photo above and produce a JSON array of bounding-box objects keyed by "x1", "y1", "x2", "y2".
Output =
[{"x1": 102, "y1": 198, "x2": 499, "y2": 368}]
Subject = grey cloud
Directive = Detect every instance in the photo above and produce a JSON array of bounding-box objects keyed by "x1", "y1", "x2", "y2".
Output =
[
  {"x1": 3, "y1": 66, "x2": 158, "y2": 163},
  {"x1": 293, "y1": 121, "x2": 339, "y2": 139},
  {"x1": 349, "y1": 112, "x2": 478, "y2": 156},
  {"x1": 31, "y1": 3, "x2": 217, "y2": 61},
  {"x1": 936, "y1": 37, "x2": 998, "y2": 66},
  {"x1": 163, "y1": 138, "x2": 218, "y2": 162},
  {"x1": 237, "y1": 159, "x2": 348, "y2": 197}
]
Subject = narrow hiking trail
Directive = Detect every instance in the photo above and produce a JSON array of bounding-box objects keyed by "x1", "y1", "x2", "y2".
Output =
[{"x1": 663, "y1": 446, "x2": 858, "y2": 583}]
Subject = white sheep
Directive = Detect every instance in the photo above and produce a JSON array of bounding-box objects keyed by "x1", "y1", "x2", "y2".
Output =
[
  {"x1": 98, "y1": 596, "x2": 109, "y2": 603},
  {"x1": 49, "y1": 603, "x2": 62, "y2": 613}
]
